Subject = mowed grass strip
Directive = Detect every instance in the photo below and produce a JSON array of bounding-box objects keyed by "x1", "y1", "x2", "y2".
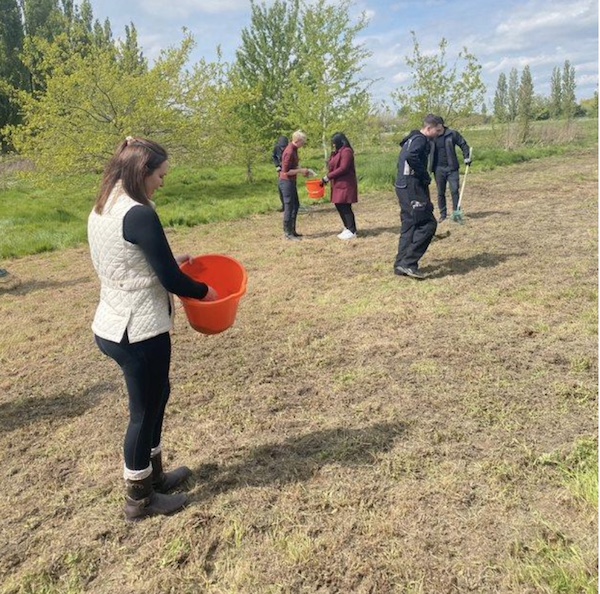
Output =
[
  {"x1": 0, "y1": 118, "x2": 597, "y2": 260},
  {"x1": 0, "y1": 149, "x2": 597, "y2": 593}
]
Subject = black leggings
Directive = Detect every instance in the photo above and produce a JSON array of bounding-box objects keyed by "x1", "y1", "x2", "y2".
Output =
[
  {"x1": 95, "y1": 332, "x2": 171, "y2": 471},
  {"x1": 335, "y1": 203, "x2": 356, "y2": 233}
]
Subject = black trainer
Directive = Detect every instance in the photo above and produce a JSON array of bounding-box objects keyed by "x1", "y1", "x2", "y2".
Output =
[{"x1": 395, "y1": 265, "x2": 425, "y2": 279}]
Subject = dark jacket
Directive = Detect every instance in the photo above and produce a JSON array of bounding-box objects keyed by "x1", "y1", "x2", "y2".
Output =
[
  {"x1": 272, "y1": 136, "x2": 288, "y2": 170},
  {"x1": 327, "y1": 146, "x2": 358, "y2": 204},
  {"x1": 395, "y1": 130, "x2": 431, "y2": 188},
  {"x1": 430, "y1": 128, "x2": 470, "y2": 171}
]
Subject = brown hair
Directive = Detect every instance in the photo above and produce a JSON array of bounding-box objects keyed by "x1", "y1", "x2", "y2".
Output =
[{"x1": 94, "y1": 137, "x2": 168, "y2": 214}]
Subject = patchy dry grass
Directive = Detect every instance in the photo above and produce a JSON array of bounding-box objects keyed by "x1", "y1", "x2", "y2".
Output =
[{"x1": 0, "y1": 149, "x2": 597, "y2": 593}]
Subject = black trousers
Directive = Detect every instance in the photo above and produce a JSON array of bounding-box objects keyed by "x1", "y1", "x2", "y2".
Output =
[
  {"x1": 279, "y1": 179, "x2": 300, "y2": 233},
  {"x1": 434, "y1": 166, "x2": 460, "y2": 218},
  {"x1": 395, "y1": 179, "x2": 437, "y2": 270},
  {"x1": 277, "y1": 179, "x2": 284, "y2": 208},
  {"x1": 335, "y1": 203, "x2": 357, "y2": 233},
  {"x1": 95, "y1": 331, "x2": 171, "y2": 471}
]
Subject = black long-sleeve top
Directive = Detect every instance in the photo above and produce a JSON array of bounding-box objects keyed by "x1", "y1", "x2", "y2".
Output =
[{"x1": 123, "y1": 205, "x2": 208, "y2": 300}]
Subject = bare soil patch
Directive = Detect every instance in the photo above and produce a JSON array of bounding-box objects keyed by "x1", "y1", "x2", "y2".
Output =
[{"x1": 0, "y1": 150, "x2": 597, "y2": 593}]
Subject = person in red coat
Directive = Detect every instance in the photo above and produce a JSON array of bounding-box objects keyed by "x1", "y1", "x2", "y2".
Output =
[{"x1": 321, "y1": 133, "x2": 359, "y2": 240}]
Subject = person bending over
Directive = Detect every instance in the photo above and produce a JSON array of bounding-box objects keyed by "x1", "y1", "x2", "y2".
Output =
[{"x1": 394, "y1": 114, "x2": 444, "y2": 279}]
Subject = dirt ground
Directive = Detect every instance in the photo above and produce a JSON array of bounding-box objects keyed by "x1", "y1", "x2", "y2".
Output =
[{"x1": 0, "y1": 150, "x2": 597, "y2": 593}]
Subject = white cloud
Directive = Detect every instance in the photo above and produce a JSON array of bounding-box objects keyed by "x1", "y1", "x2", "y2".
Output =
[
  {"x1": 577, "y1": 73, "x2": 598, "y2": 86},
  {"x1": 391, "y1": 71, "x2": 411, "y2": 84},
  {"x1": 496, "y1": 0, "x2": 595, "y2": 38},
  {"x1": 483, "y1": 0, "x2": 597, "y2": 54}
]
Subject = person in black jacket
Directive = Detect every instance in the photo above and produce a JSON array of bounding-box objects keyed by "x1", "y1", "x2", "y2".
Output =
[
  {"x1": 394, "y1": 114, "x2": 444, "y2": 279},
  {"x1": 272, "y1": 136, "x2": 289, "y2": 212},
  {"x1": 431, "y1": 119, "x2": 472, "y2": 222}
]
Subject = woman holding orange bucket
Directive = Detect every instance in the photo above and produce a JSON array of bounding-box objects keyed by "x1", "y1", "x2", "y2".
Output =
[
  {"x1": 321, "y1": 133, "x2": 359, "y2": 240},
  {"x1": 88, "y1": 137, "x2": 217, "y2": 520},
  {"x1": 278, "y1": 130, "x2": 310, "y2": 241}
]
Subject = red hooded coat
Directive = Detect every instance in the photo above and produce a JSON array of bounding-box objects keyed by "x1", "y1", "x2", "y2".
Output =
[{"x1": 327, "y1": 146, "x2": 358, "y2": 204}]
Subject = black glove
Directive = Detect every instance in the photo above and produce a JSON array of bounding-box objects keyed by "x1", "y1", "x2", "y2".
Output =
[
  {"x1": 422, "y1": 174, "x2": 432, "y2": 185},
  {"x1": 464, "y1": 158, "x2": 472, "y2": 166}
]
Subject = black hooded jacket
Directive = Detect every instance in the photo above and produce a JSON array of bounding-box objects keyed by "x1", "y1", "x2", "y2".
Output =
[
  {"x1": 272, "y1": 136, "x2": 289, "y2": 169},
  {"x1": 395, "y1": 130, "x2": 431, "y2": 188}
]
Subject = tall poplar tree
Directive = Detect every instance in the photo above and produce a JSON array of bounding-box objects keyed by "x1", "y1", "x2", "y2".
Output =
[
  {"x1": 507, "y1": 67, "x2": 519, "y2": 122},
  {"x1": 21, "y1": 0, "x2": 63, "y2": 40},
  {"x1": 517, "y1": 65, "x2": 534, "y2": 142},
  {"x1": 119, "y1": 23, "x2": 147, "y2": 74},
  {"x1": 493, "y1": 72, "x2": 508, "y2": 122},
  {"x1": 561, "y1": 60, "x2": 577, "y2": 120},
  {"x1": 550, "y1": 66, "x2": 562, "y2": 119}
]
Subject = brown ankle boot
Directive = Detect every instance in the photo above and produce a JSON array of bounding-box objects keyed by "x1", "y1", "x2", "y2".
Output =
[
  {"x1": 124, "y1": 474, "x2": 187, "y2": 521},
  {"x1": 151, "y1": 452, "x2": 192, "y2": 493}
]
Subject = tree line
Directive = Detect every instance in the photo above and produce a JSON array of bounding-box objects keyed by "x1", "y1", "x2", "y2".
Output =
[
  {"x1": 0, "y1": 0, "x2": 376, "y2": 179},
  {"x1": 493, "y1": 61, "x2": 582, "y2": 122},
  {"x1": 0, "y1": 0, "x2": 595, "y2": 178}
]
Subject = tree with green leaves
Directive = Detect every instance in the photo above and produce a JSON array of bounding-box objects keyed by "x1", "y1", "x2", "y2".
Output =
[
  {"x1": 507, "y1": 67, "x2": 519, "y2": 122},
  {"x1": 234, "y1": 0, "x2": 300, "y2": 144},
  {"x1": 221, "y1": 67, "x2": 268, "y2": 181},
  {"x1": 20, "y1": 0, "x2": 63, "y2": 40},
  {"x1": 281, "y1": 0, "x2": 372, "y2": 160},
  {"x1": 0, "y1": 0, "x2": 27, "y2": 150},
  {"x1": 561, "y1": 60, "x2": 577, "y2": 120},
  {"x1": 5, "y1": 33, "x2": 208, "y2": 174},
  {"x1": 391, "y1": 32, "x2": 486, "y2": 128},
  {"x1": 119, "y1": 23, "x2": 147, "y2": 74},
  {"x1": 16, "y1": 0, "x2": 118, "y2": 94},
  {"x1": 493, "y1": 72, "x2": 508, "y2": 122},
  {"x1": 550, "y1": 66, "x2": 562, "y2": 119},
  {"x1": 517, "y1": 65, "x2": 534, "y2": 142},
  {"x1": 233, "y1": 0, "x2": 372, "y2": 169}
]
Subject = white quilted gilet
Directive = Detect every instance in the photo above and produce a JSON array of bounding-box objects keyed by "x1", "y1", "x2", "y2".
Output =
[{"x1": 88, "y1": 185, "x2": 174, "y2": 343}]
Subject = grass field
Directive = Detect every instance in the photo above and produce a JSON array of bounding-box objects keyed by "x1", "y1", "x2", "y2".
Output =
[
  {"x1": 0, "y1": 146, "x2": 597, "y2": 592},
  {"x1": 0, "y1": 119, "x2": 595, "y2": 260}
]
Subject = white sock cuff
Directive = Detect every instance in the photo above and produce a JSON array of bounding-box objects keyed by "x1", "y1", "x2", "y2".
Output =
[
  {"x1": 123, "y1": 464, "x2": 152, "y2": 481},
  {"x1": 150, "y1": 443, "x2": 162, "y2": 458}
]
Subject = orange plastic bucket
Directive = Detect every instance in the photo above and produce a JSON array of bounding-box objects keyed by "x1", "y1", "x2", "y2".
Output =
[
  {"x1": 178, "y1": 254, "x2": 247, "y2": 335},
  {"x1": 306, "y1": 178, "x2": 325, "y2": 199}
]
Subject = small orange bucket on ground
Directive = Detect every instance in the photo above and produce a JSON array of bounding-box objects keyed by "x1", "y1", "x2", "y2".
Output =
[
  {"x1": 306, "y1": 178, "x2": 325, "y2": 199},
  {"x1": 179, "y1": 254, "x2": 247, "y2": 335}
]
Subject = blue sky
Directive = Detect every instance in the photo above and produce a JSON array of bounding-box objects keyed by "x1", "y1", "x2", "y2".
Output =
[{"x1": 91, "y1": 0, "x2": 598, "y2": 105}]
